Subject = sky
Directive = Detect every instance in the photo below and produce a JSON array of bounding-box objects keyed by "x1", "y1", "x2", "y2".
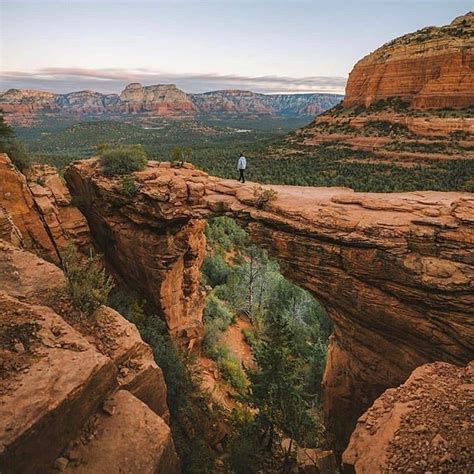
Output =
[{"x1": 0, "y1": 0, "x2": 471, "y2": 94}]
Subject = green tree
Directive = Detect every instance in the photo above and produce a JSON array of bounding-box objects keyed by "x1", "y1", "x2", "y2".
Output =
[
  {"x1": 247, "y1": 312, "x2": 316, "y2": 456},
  {"x1": 0, "y1": 113, "x2": 31, "y2": 170},
  {"x1": 171, "y1": 146, "x2": 193, "y2": 166}
]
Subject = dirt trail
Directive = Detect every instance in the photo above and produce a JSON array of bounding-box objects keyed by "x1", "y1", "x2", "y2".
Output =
[{"x1": 224, "y1": 316, "x2": 254, "y2": 369}]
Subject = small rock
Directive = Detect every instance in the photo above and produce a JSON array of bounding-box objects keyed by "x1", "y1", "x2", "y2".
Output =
[
  {"x1": 432, "y1": 433, "x2": 447, "y2": 447},
  {"x1": 119, "y1": 367, "x2": 129, "y2": 377},
  {"x1": 102, "y1": 400, "x2": 116, "y2": 416},
  {"x1": 67, "y1": 448, "x2": 81, "y2": 461},
  {"x1": 414, "y1": 424, "x2": 427, "y2": 433},
  {"x1": 53, "y1": 457, "x2": 69, "y2": 471}
]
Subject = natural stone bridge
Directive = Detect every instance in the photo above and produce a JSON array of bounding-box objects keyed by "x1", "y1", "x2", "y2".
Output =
[{"x1": 65, "y1": 159, "x2": 474, "y2": 452}]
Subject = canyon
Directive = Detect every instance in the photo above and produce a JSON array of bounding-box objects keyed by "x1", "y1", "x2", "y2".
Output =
[
  {"x1": 0, "y1": 84, "x2": 342, "y2": 125},
  {"x1": 1, "y1": 10, "x2": 473, "y2": 473},
  {"x1": 64, "y1": 158, "x2": 474, "y2": 456},
  {"x1": 0, "y1": 154, "x2": 179, "y2": 473},
  {"x1": 1, "y1": 152, "x2": 472, "y2": 471},
  {"x1": 286, "y1": 12, "x2": 473, "y2": 163}
]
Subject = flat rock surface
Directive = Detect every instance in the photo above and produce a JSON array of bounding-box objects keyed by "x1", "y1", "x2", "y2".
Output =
[{"x1": 63, "y1": 390, "x2": 180, "y2": 474}]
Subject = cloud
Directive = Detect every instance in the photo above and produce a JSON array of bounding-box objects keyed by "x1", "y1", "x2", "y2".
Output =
[{"x1": 0, "y1": 67, "x2": 346, "y2": 95}]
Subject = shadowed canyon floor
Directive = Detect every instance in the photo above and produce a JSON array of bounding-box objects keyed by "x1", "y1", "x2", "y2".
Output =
[{"x1": 65, "y1": 158, "x2": 474, "y2": 453}]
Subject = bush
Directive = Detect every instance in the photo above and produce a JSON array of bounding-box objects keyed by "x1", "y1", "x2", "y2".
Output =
[
  {"x1": 202, "y1": 294, "x2": 235, "y2": 358},
  {"x1": 119, "y1": 175, "x2": 138, "y2": 196},
  {"x1": 99, "y1": 145, "x2": 148, "y2": 175},
  {"x1": 62, "y1": 246, "x2": 114, "y2": 315},
  {"x1": 201, "y1": 253, "x2": 230, "y2": 287},
  {"x1": 218, "y1": 355, "x2": 248, "y2": 391},
  {"x1": 0, "y1": 114, "x2": 31, "y2": 171},
  {"x1": 252, "y1": 185, "x2": 278, "y2": 209}
]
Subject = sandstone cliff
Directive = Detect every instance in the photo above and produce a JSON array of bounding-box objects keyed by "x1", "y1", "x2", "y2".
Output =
[
  {"x1": 0, "y1": 157, "x2": 180, "y2": 472},
  {"x1": 343, "y1": 361, "x2": 473, "y2": 473},
  {"x1": 65, "y1": 159, "x2": 474, "y2": 454},
  {"x1": 0, "y1": 239, "x2": 178, "y2": 473},
  {"x1": 0, "y1": 153, "x2": 93, "y2": 263},
  {"x1": 286, "y1": 13, "x2": 474, "y2": 162},
  {"x1": 0, "y1": 84, "x2": 341, "y2": 124},
  {"x1": 344, "y1": 13, "x2": 474, "y2": 110},
  {"x1": 119, "y1": 83, "x2": 196, "y2": 115}
]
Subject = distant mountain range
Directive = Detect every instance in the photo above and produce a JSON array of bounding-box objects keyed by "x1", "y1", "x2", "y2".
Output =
[{"x1": 0, "y1": 83, "x2": 343, "y2": 125}]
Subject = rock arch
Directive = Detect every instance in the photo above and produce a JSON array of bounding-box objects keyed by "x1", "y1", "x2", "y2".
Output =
[{"x1": 65, "y1": 159, "x2": 474, "y2": 452}]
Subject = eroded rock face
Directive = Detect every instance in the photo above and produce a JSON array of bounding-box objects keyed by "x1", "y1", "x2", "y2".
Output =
[
  {"x1": 65, "y1": 159, "x2": 474, "y2": 453},
  {"x1": 119, "y1": 83, "x2": 196, "y2": 115},
  {"x1": 0, "y1": 239, "x2": 176, "y2": 472},
  {"x1": 0, "y1": 84, "x2": 341, "y2": 124},
  {"x1": 286, "y1": 13, "x2": 474, "y2": 162},
  {"x1": 0, "y1": 154, "x2": 94, "y2": 263},
  {"x1": 342, "y1": 362, "x2": 474, "y2": 473},
  {"x1": 344, "y1": 13, "x2": 474, "y2": 110}
]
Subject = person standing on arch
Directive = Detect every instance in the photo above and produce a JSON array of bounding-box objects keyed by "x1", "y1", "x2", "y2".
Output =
[{"x1": 237, "y1": 152, "x2": 247, "y2": 183}]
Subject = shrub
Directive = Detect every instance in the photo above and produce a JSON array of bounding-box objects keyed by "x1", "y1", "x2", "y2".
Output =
[
  {"x1": 119, "y1": 175, "x2": 138, "y2": 197},
  {"x1": 62, "y1": 246, "x2": 114, "y2": 316},
  {"x1": 204, "y1": 294, "x2": 234, "y2": 327},
  {"x1": 0, "y1": 114, "x2": 31, "y2": 171},
  {"x1": 242, "y1": 328, "x2": 257, "y2": 348},
  {"x1": 202, "y1": 294, "x2": 235, "y2": 358},
  {"x1": 201, "y1": 253, "x2": 230, "y2": 287},
  {"x1": 99, "y1": 145, "x2": 148, "y2": 175},
  {"x1": 252, "y1": 185, "x2": 278, "y2": 209},
  {"x1": 218, "y1": 356, "x2": 248, "y2": 391}
]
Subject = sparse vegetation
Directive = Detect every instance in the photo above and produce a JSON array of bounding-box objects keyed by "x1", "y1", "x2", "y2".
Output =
[
  {"x1": 0, "y1": 322, "x2": 41, "y2": 352},
  {"x1": 119, "y1": 175, "x2": 139, "y2": 197},
  {"x1": 62, "y1": 246, "x2": 114, "y2": 316},
  {"x1": 99, "y1": 144, "x2": 148, "y2": 175},
  {"x1": 252, "y1": 185, "x2": 278, "y2": 209},
  {"x1": 0, "y1": 113, "x2": 31, "y2": 170}
]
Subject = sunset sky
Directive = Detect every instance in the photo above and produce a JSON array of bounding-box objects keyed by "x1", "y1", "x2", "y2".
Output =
[{"x1": 1, "y1": 0, "x2": 471, "y2": 94}]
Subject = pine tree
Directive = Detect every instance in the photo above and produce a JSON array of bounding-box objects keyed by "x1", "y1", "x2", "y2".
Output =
[{"x1": 247, "y1": 312, "x2": 315, "y2": 456}]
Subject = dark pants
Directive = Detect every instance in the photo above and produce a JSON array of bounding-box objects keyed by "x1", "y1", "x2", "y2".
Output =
[{"x1": 239, "y1": 169, "x2": 246, "y2": 183}]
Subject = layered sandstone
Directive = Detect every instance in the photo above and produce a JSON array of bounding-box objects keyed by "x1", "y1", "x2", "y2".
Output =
[
  {"x1": 344, "y1": 13, "x2": 474, "y2": 110},
  {"x1": 0, "y1": 154, "x2": 94, "y2": 263},
  {"x1": 0, "y1": 238, "x2": 177, "y2": 473},
  {"x1": 343, "y1": 362, "x2": 474, "y2": 473},
  {"x1": 65, "y1": 159, "x2": 474, "y2": 453},
  {"x1": 119, "y1": 83, "x2": 196, "y2": 115},
  {"x1": 287, "y1": 13, "x2": 474, "y2": 162},
  {"x1": 0, "y1": 84, "x2": 341, "y2": 123},
  {"x1": 190, "y1": 90, "x2": 342, "y2": 116}
]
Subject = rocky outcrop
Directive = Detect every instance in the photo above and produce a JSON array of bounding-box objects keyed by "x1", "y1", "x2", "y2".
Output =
[
  {"x1": 0, "y1": 84, "x2": 342, "y2": 123},
  {"x1": 0, "y1": 154, "x2": 94, "y2": 263},
  {"x1": 63, "y1": 390, "x2": 179, "y2": 474},
  {"x1": 343, "y1": 362, "x2": 473, "y2": 473},
  {"x1": 0, "y1": 238, "x2": 178, "y2": 473},
  {"x1": 190, "y1": 90, "x2": 342, "y2": 117},
  {"x1": 65, "y1": 159, "x2": 474, "y2": 454},
  {"x1": 287, "y1": 13, "x2": 474, "y2": 162},
  {"x1": 344, "y1": 13, "x2": 474, "y2": 110},
  {"x1": 119, "y1": 83, "x2": 196, "y2": 115}
]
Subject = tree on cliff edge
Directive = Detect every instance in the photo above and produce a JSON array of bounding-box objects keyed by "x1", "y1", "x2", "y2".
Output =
[{"x1": 0, "y1": 113, "x2": 31, "y2": 171}]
